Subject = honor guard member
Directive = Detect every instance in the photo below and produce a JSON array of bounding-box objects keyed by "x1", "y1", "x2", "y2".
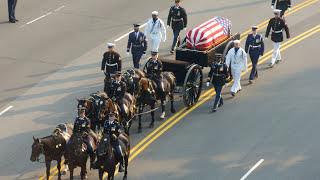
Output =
[
  {"x1": 107, "y1": 72, "x2": 127, "y2": 118},
  {"x1": 103, "y1": 112, "x2": 124, "y2": 172},
  {"x1": 225, "y1": 40, "x2": 248, "y2": 97},
  {"x1": 245, "y1": 26, "x2": 265, "y2": 83},
  {"x1": 8, "y1": 0, "x2": 18, "y2": 23},
  {"x1": 167, "y1": 0, "x2": 187, "y2": 54},
  {"x1": 265, "y1": 9, "x2": 290, "y2": 67},
  {"x1": 66, "y1": 106, "x2": 95, "y2": 167},
  {"x1": 145, "y1": 51, "x2": 165, "y2": 101},
  {"x1": 206, "y1": 54, "x2": 230, "y2": 112},
  {"x1": 271, "y1": 0, "x2": 291, "y2": 17},
  {"x1": 127, "y1": 24, "x2": 148, "y2": 68},
  {"x1": 145, "y1": 11, "x2": 166, "y2": 52}
]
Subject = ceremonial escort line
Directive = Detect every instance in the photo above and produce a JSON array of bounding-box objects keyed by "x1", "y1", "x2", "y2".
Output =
[
  {"x1": 239, "y1": 0, "x2": 319, "y2": 41},
  {"x1": 240, "y1": 159, "x2": 264, "y2": 180},
  {"x1": 106, "y1": 24, "x2": 320, "y2": 180},
  {"x1": 0, "y1": 106, "x2": 13, "y2": 117}
]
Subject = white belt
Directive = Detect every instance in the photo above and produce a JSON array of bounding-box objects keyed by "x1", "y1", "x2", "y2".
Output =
[
  {"x1": 249, "y1": 45, "x2": 261, "y2": 48},
  {"x1": 272, "y1": 30, "x2": 282, "y2": 33},
  {"x1": 106, "y1": 63, "x2": 117, "y2": 66},
  {"x1": 232, "y1": 61, "x2": 240, "y2": 64}
]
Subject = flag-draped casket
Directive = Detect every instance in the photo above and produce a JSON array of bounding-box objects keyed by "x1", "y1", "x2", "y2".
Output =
[{"x1": 186, "y1": 17, "x2": 232, "y2": 51}]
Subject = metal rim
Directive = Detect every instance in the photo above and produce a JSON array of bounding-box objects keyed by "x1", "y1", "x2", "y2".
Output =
[{"x1": 183, "y1": 64, "x2": 203, "y2": 108}]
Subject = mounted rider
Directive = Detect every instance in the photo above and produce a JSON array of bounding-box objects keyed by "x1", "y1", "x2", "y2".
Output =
[
  {"x1": 103, "y1": 112, "x2": 125, "y2": 172},
  {"x1": 66, "y1": 106, "x2": 95, "y2": 167},
  {"x1": 107, "y1": 72, "x2": 127, "y2": 119},
  {"x1": 101, "y1": 43, "x2": 122, "y2": 92},
  {"x1": 145, "y1": 51, "x2": 165, "y2": 102}
]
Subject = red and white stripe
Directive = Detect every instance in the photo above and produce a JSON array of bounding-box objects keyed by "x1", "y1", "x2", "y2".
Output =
[{"x1": 186, "y1": 17, "x2": 225, "y2": 50}]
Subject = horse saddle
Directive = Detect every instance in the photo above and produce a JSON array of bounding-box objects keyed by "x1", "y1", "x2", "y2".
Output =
[{"x1": 54, "y1": 123, "x2": 70, "y2": 141}]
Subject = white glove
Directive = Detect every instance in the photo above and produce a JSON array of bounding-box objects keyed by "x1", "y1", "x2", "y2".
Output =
[
  {"x1": 101, "y1": 70, "x2": 104, "y2": 73},
  {"x1": 271, "y1": 5, "x2": 274, "y2": 9},
  {"x1": 225, "y1": 83, "x2": 228, "y2": 87},
  {"x1": 183, "y1": 27, "x2": 187, "y2": 31},
  {"x1": 287, "y1": 8, "x2": 290, "y2": 11},
  {"x1": 143, "y1": 53, "x2": 146, "y2": 57},
  {"x1": 162, "y1": 39, "x2": 166, "y2": 43},
  {"x1": 126, "y1": 52, "x2": 130, "y2": 56},
  {"x1": 167, "y1": 25, "x2": 170, "y2": 29},
  {"x1": 265, "y1": 37, "x2": 268, "y2": 40},
  {"x1": 206, "y1": 82, "x2": 210, "y2": 87},
  {"x1": 259, "y1": 55, "x2": 263, "y2": 57}
]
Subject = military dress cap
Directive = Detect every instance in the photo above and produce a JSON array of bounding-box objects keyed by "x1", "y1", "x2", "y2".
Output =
[
  {"x1": 115, "y1": 71, "x2": 122, "y2": 76},
  {"x1": 78, "y1": 105, "x2": 87, "y2": 110},
  {"x1": 233, "y1": 40, "x2": 241, "y2": 44},
  {"x1": 273, "y1": 9, "x2": 282, "y2": 14},
  {"x1": 175, "y1": 0, "x2": 181, "y2": 2},
  {"x1": 107, "y1": 43, "x2": 115, "y2": 48},
  {"x1": 215, "y1": 53, "x2": 223, "y2": 59},
  {"x1": 151, "y1": 51, "x2": 158, "y2": 56},
  {"x1": 152, "y1": 11, "x2": 159, "y2": 15},
  {"x1": 133, "y1": 24, "x2": 140, "y2": 28},
  {"x1": 251, "y1": 26, "x2": 259, "y2": 30},
  {"x1": 108, "y1": 111, "x2": 117, "y2": 117}
]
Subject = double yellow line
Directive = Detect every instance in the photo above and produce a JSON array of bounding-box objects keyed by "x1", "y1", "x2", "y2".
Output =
[{"x1": 39, "y1": 0, "x2": 319, "y2": 179}]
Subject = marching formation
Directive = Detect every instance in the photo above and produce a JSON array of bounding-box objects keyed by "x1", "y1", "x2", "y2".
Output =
[{"x1": 30, "y1": 0, "x2": 291, "y2": 179}]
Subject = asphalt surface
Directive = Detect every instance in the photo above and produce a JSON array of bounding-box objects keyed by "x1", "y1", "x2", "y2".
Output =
[{"x1": 0, "y1": 0, "x2": 319, "y2": 179}]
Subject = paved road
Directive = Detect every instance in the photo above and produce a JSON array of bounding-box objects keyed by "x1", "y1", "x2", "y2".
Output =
[{"x1": 0, "y1": 0, "x2": 319, "y2": 179}]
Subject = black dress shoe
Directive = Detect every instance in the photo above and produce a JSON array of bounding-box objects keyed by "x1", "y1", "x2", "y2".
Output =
[
  {"x1": 218, "y1": 103, "x2": 223, "y2": 107},
  {"x1": 249, "y1": 80, "x2": 253, "y2": 84},
  {"x1": 211, "y1": 108, "x2": 217, "y2": 112},
  {"x1": 9, "y1": 20, "x2": 16, "y2": 23},
  {"x1": 231, "y1": 92, "x2": 235, "y2": 97},
  {"x1": 170, "y1": 50, "x2": 174, "y2": 54},
  {"x1": 14, "y1": 19, "x2": 19, "y2": 22},
  {"x1": 276, "y1": 60, "x2": 281, "y2": 64},
  {"x1": 255, "y1": 75, "x2": 259, "y2": 79}
]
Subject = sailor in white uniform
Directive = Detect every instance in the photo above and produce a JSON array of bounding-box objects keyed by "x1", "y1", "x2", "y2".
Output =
[{"x1": 145, "y1": 11, "x2": 166, "y2": 52}]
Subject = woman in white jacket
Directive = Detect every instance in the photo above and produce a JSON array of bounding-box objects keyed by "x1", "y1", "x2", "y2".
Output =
[
  {"x1": 145, "y1": 11, "x2": 166, "y2": 52},
  {"x1": 225, "y1": 40, "x2": 248, "y2": 96}
]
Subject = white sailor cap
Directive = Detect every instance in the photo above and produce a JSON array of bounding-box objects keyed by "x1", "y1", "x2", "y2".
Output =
[
  {"x1": 107, "y1": 43, "x2": 115, "y2": 48},
  {"x1": 251, "y1": 26, "x2": 259, "y2": 30},
  {"x1": 233, "y1": 40, "x2": 240, "y2": 44},
  {"x1": 274, "y1": 9, "x2": 282, "y2": 14},
  {"x1": 152, "y1": 11, "x2": 159, "y2": 15}
]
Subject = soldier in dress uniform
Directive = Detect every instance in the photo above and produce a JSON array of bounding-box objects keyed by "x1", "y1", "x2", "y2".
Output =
[
  {"x1": 245, "y1": 26, "x2": 265, "y2": 84},
  {"x1": 167, "y1": 0, "x2": 187, "y2": 54},
  {"x1": 145, "y1": 51, "x2": 165, "y2": 102},
  {"x1": 101, "y1": 43, "x2": 122, "y2": 91},
  {"x1": 145, "y1": 11, "x2": 166, "y2": 52},
  {"x1": 206, "y1": 54, "x2": 230, "y2": 112},
  {"x1": 271, "y1": 0, "x2": 291, "y2": 17},
  {"x1": 107, "y1": 72, "x2": 127, "y2": 119},
  {"x1": 127, "y1": 24, "x2": 148, "y2": 68},
  {"x1": 103, "y1": 112, "x2": 124, "y2": 172},
  {"x1": 265, "y1": 9, "x2": 290, "y2": 67}
]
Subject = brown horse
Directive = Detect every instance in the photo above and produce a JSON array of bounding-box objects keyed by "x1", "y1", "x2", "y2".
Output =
[
  {"x1": 65, "y1": 131, "x2": 97, "y2": 180},
  {"x1": 30, "y1": 123, "x2": 73, "y2": 180},
  {"x1": 136, "y1": 72, "x2": 176, "y2": 133},
  {"x1": 97, "y1": 92, "x2": 136, "y2": 135},
  {"x1": 122, "y1": 68, "x2": 145, "y2": 98},
  {"x1": 95, "y1": 133, "x2": 130, "y2": 180}
]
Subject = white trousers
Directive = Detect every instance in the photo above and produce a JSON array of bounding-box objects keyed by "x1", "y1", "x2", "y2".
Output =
[
  {"x1": 150, "y1": 38, "x2": 161, "y2": 52},
  {"x1": 231, "y1": 67, "x2": 242, "y2": 93},
  {"x1": 271, "y1": 42, "x2": 281, "y2": 64}
]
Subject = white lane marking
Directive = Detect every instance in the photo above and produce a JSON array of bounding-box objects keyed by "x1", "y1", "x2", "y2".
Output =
[
  {"x1": 54, "y1": 6, "x2": 65, "y2": 12},
  {"x1": 26, "y1": 12, "x2": 52, "y2": 25},
  {"x1": 240, "y1": 159, "x2": 264, "y2": 180},
  {"x1": 114, "y1": 22, "x2": 147, "y2": 42},
  {"x1": 0, "y1": 106, "x2": 13, "y2": 116}
]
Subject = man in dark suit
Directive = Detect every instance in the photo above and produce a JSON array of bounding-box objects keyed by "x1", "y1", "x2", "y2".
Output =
[
  {"x1": 8, "y1": 0, "x2": 18, "y2": 23},
  {"x1": 271, "y1": 0, "x2": 291, "y2": 17},
  {"x1": 127, "y1": 24, "x2": 148, "y2": 68}
]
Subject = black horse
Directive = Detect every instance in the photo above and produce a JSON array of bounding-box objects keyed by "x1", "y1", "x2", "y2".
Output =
[
  {"x1": 122, "y1": 68, "x2": 145, "y2": 98},
  {"x1": 95, "y1": 133, "x2": 130, "y2": 180}
]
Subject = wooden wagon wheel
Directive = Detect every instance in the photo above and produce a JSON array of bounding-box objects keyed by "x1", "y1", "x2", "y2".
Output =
[{"x1": 183, "y1": 64, "x2": 203, "y2": 108}]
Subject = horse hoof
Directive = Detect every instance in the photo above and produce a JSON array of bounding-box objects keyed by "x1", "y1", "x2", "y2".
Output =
[
  {"x1": 149, "y1": 124, "x2": 154, "y2": 128},
  {"x1": 123, "y1": 176, "x2": 127, "y2": 180},
  {"x1": 171, "y1": 109, "x2": 176, "y2": 113},
  {"x1": 138, "y1": 128, "x2": 142, "y2": 133},
  {"x1": 62, "y1": 170, "x2": 67, "y2": 175}
]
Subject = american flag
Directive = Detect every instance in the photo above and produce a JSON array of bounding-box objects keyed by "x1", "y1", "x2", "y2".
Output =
[{"x1": 186, "y1": 17, "x2": 232, "y2": 50}]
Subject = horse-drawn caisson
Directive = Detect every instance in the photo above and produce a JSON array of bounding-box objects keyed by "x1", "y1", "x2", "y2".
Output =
[{"x1": 30, "y1": 17, "x2": 239, "y2": 180}]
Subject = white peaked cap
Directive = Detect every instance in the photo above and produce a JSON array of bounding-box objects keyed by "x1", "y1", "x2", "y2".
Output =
[
  {"x1": 152, "y1": 11, "x2": 159, "y2": 15},
  {"x1": 274, "y1": 9, "x2": 282, "y2": 14},
  {"x1": 234, "y1": 40, "x2": 240, "y2": 44},
  {"x1": 107, "y1": 43, "x2": 115, "y2": 48}
]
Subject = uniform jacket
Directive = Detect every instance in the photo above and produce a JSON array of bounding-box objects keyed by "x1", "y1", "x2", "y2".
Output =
[
  {"x1": 107, "y1": 81, "x2": 126, "y2": 102},
  {"x1": 145, "y1": 58, "x2": 163, "y2": 80},
  {"x1": 272, "y1": 0, "x2": 291, "y2": 10},
  {"x1": 73, "y1": 117, "x2": 91, "y2": 134},
  {"x1": 101, "y1": 51, "x2": 122, "y2": 74},
  {"x1": 225, "y1": 47, "x2": 248, "y2": 71},
  {"x1": 127, "y1": 31, "x2": 147, "y2": 54},
  {"x1": 265, "y1": 17, "x2": 290, "y2": 42},
  {"x1": 207, "y1": 62, "x2": 229, "y2": 86},
  {"x1": 167, "y1": 6, "x2": 187, "y2": 30},
  {"x1": 245, "y1": 34, "x2": 265, "y2": 56},
  {"x1": 145, "y1": 18, "x2": 166, "y2": 41},
  {"x1": 103, "y1": 120, "x2": 121, "y2": 145}
]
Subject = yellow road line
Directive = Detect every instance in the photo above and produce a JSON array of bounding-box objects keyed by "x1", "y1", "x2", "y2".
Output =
[
  {"x1": 108, "y1": 24, "x2": 320, "y2": 179},
  {"x1": 39, "y1": 0, "x2": 318, "y2": 178},
  {"x1": 239, "y1": 0, "x2": 319, "y2": 41},
  {"x1": 38, "y1": 160, "x2": 65, "y2": 180}
]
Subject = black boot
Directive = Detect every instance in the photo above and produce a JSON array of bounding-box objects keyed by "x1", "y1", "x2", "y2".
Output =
[
  {"x1": 118, "y1": 162, "x2": 124, "y2": 172},
  {"x1": 89, "y1": 153, "x2": 96, "y2": 169}
]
